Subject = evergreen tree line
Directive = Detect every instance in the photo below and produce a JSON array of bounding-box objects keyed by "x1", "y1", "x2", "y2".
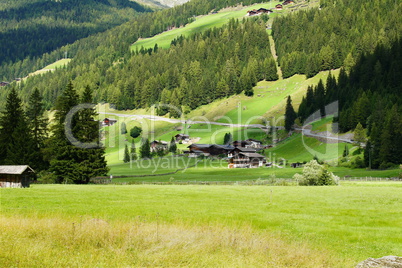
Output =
[
  {"x1": 8, "y1": 17, "x2": 277, "y2": 113},
  {"x1": 0, "y1": 82, "x2": 109, "y2": 183},
  {"x1": 0, "y1": 0, "x2": 151, "y2": 69},
  {"x1": 112, "y1": 18, "x2": 277, "y2": 113},
  {"x1": 296, "y1": 40, "x2": 402, "y2": 169},
  {"x1": 272, "y1": 0, "x2": 402, "y2": 78},
  {"x1": 0, "y1": 0, "x2": 268, "y2": 105}
]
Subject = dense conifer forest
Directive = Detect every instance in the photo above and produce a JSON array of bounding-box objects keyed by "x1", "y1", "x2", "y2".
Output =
[
  {"x1": 272, "y1": 0, "x2": 402, "y2": 78},
  {"x1": 297, "y1": 40, "x2": 402, "y2": 169},
  {"x1": 0, "y1": 0, "x2": 151, "y2": 68}
]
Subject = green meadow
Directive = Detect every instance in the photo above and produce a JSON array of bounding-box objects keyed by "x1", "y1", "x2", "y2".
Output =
[
  {"x1": 1, "y1": 183, "x2": 401, "y2": 267},
  {"x1": 131, "y1": 2, "x2": 283, "y2": 51},
  {"x1": 26, "y1": 58, "x2": 71, "y2": 78},
  {"x1": 107, "y1": 156, "x2": 400, "y2": 182}
]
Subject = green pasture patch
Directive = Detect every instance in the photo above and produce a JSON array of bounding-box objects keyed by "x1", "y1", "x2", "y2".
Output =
[{"x1": 131, "y1": 2, "x2": 282, "y2": 51}]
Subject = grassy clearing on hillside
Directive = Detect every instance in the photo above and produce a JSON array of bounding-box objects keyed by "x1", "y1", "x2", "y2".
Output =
[
  {"x1": 131, "y1": 2, "x2": 282, "y2": 51},
  {"x1": 25, "y1": 58, "x2": 71, "y2": 79},
  {"x1": 1, "y1": 183, "x2": 401, "y2": 266},
  {"x1": 264, "y1": 133, "x2": 344, "y2": 163},
  {"x1": 311, "y1": 115, "x2": 335, "y2": 132}
]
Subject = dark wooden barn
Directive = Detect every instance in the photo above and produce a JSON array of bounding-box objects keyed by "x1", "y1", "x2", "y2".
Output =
[{"x1": 0, "y1": 165, "x2": 35, "y2": 188}]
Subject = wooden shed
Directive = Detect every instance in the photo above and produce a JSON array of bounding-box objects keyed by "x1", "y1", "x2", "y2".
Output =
[{"x1": 0, "y1": 165, "x2": 35, "y2": 188}]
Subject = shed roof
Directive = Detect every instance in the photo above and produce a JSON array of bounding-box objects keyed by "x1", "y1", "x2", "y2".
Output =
[{"x1": 0, "y1": 165, "x2": 34, "y2": 175}]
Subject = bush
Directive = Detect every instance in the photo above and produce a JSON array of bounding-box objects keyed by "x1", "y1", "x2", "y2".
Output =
[
  {"x1": 352, "y1": 148, "x2": 362, "y2": 155},
  {"x1": 293, "y1": 160, "x2": 339, "y2": 186},
  {"x1": 352, "y1": 156, "x2": 365, "y2": 168},
  {"x1": 379, "y1": 161, "x2": 395, "y2": 170},
  {"x1": 130, "y1": 126, "x2": 142, "y2": 139},
  {"x1": 36, "y1": 171, "x2": 57, "y2": 184}
]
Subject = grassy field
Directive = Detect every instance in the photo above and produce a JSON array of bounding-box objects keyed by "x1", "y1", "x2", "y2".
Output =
[
  {"x1": 1, "y1": 183, "x2": 401, "y2": 267},
  {"x1": 108, "y1": 156, "x2": 400, "y2": 182},
  {"x1": 264, "y1": 133, "x2": 346, "y2": 163},
  {"x1": 131, "y1": 2, "x2": 282, "y2": 51},
  {"x1": 24, "y1": 58, "x2": 72, "y2": 79}
]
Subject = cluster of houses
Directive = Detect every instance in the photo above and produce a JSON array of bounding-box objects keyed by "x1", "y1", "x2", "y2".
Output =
[
  {"x1": 276, "y1": 0, "x2": 295, "y2": 9},
  {"x1": 185, "y1": 139, "x2": 273, "y2": 168},
  {"x1": 247, "y1": 7, "x2": 273, "y2": 16},
  {"x1": 247, "y1": 1, "x2": 295, "y2": 16},
  {"x1": 150, "y1": 133, "x2": 190, "y2": 152},
  {"x1": 149, "y1": 135, "x2": 273, "y2": 168}
]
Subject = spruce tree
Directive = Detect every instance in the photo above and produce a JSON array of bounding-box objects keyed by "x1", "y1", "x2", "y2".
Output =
[
  {"x1": 342, "y1": 144, "x2": 349, "y2": 157},
  {"x1": 123, "y1": 144, "x2": 130, "y2": 163},
  {"x1": 285, "y1": 95, "x2": 297, "y2": 132},
  {"x1": 0, "y1": 87, "x2": 23, "y2": 163},
  {"x1": 26, "y1": 88, "x2": 48, "y2": 151},
  {"x1": 223, "y1": 132, "x2": 232, "y2": 145},
  {"x1": 169, "y1": 137, "x2": 177, "y2": 154},
  {"x1": 46, "y1": 81, "x2": 80, "y2": 183},
  {"x1": 47, "y1": 82, "x2": 108, "y2": 184},
  {"x1": 130, "y1": 140, "x2": 137, "y2": 161},
  {"x1": 0, "y1": 87, "x2": 35, "y2": 166},
  {"x1": 75, "y1": 85, "x2": 109, "y2": 183},
  {"x1": 140, "y1": 138, "x2": 151, "y2": 159},
  {"x1": 353, "y1": 122, "x2": 366, "y2": 148}
]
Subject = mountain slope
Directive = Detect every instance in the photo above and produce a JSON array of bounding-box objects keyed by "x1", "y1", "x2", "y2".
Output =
[{"x1": 0, "y1": 0, "x2": 151, "y2": 67}]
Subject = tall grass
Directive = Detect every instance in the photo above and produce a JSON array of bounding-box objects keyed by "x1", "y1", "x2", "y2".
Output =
[
  {"x1": 1, "y1": 183, "x2": 401, "y2": 267},
  {"x1": 0, "y1": 215, "x2": 342, "y2": 267}
]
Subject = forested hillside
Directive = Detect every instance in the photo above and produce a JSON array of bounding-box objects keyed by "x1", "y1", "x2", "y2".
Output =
[
  {"x1": 272, "y1": 0, "x2": 402, "y2": 78},
  {"x1": 0, "y1": 0, "x2": 151, "y2": 74},
  {"x1": 0, "y1": 0, "x2": 268, "y2": 106},
  {"x1": 297, "y1": 40, "x2": 402, "y2": 169}
]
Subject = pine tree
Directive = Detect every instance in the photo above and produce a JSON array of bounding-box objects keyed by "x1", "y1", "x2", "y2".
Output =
[
  {"x1": 47, "y1": 82, "x2": 108, "y2": 184},
  {"x1": 169, "y1": 137, "x2": 177, "y2": 154},
  {"x1": 353, "y1": 122, "x2": 366, "y2": 148},
  {"x1": 223, "y1": 132, "x2": 232, "y2": 145},
  {"x1": 123, "y1": 144, "x2": 130, "y2": 163},
  {"x1": 75, "y1": 85, "x2": 109, "y2": 184},
  {"x1": 315, "y1": 80, "x2": 326, "y2": 117},
  {"x1": 140, "y1": 138, "x2": 151, "y2": 159},
  {"x1": 342, "y1": 144, "x2": 349, "y2": 157},
  {"x1": 130, "y1": 139, "x2": 137, "y2": 161},
  {"x1": 285, "y1": 95, "x2": 297, "y2": 132},
  {"x1": 26, "y1": 88, "x2": 48, "y2": 151},
  {"x1": 0, "y1": 87, "x2": 35, "y2": 166}
]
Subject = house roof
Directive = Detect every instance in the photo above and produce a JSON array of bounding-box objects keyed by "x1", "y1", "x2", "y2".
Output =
[
  {"x1": 175, "y1": 133, "x2": 189, "y2": 137},
  {"x1": 233, "y1": 147, "x2": 257, "y2": 152},
  {"x1": 239, "y1": 152, "x2": 265, "y2": 158},
  {"x1": 246, "y1": 138, "x2": 262, "y2": 143},
  {"x1": 211, "y1": 144, "x2": 235, "y2": 150},
  {"x1": 151, "y1": 140, "x2": 168, "y2": 145},
  {"x1": 0, "y1": 165, "x2": 34, "y2": 175},
  {"x1": 188, "y1": 144, "x2": 211, "y2": 149}
]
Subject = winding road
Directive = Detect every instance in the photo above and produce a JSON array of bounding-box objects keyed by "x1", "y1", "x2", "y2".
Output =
[{"x1": 99, "y1": 112, "x2": 353, "y2": 143}]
